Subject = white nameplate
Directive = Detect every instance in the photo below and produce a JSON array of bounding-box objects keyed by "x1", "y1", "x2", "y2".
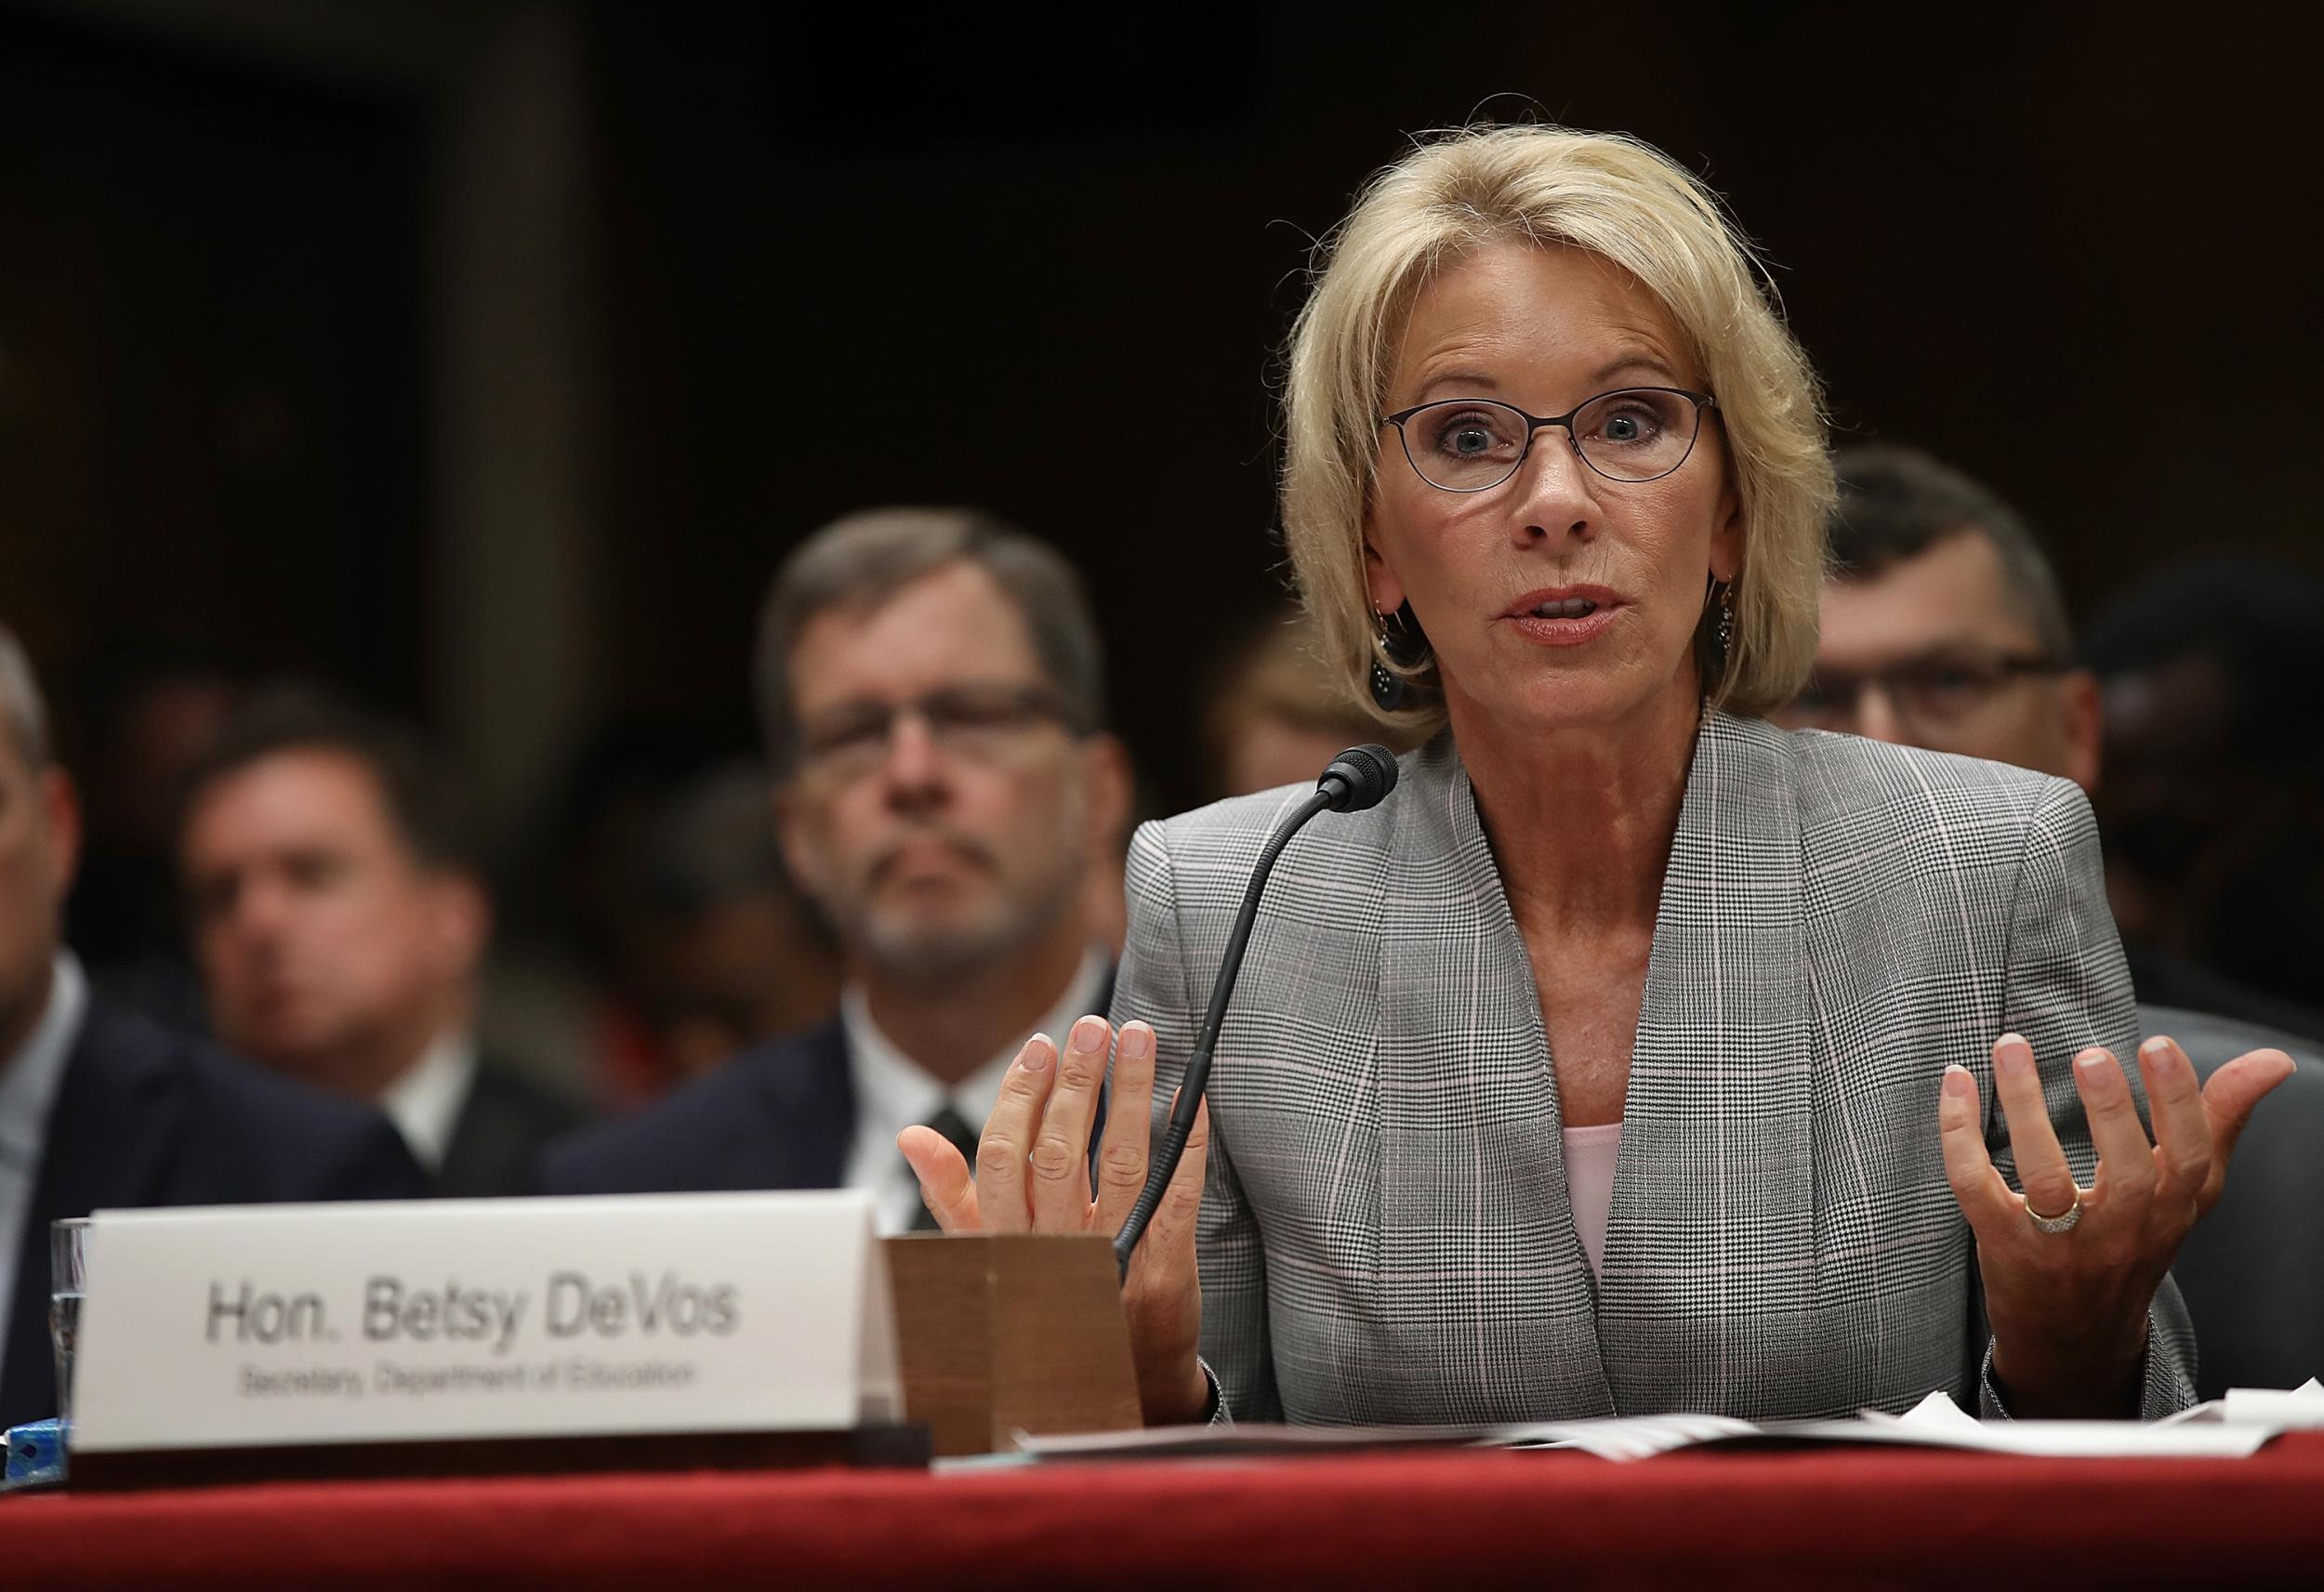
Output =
[{"x1": 69, "y1": 1191, "x2": 900, "y2": 1454}]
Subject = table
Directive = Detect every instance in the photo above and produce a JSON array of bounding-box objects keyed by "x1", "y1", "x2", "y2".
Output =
[{"x1": 7, "y1": 1433, "x2": 2322, "y2": 1589}]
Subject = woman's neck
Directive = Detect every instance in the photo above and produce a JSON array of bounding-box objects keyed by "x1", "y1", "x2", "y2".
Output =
[{"x1": 1452, "y1": 679, "x2": 1704, "y2": 937}]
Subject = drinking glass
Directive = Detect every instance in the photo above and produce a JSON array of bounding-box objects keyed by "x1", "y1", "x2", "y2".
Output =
[{"x1": 49, "y1": 1217, "x2": 89, "y2": 1424}]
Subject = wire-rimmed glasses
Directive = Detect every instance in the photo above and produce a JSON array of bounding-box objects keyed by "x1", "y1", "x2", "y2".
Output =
[{"x1": 1382, "y1": 387, "x2": 1717, "y2": 492}]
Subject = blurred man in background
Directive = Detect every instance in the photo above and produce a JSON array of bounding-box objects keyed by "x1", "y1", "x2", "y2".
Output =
[
  {"x1": 1204, "y1": 607, "x2": 1418, "y2": 800},
  {"x1": 543, "y1": 507, "x2": 1130, "y2": 1232},
  {"x1": 1776, "y1": 445, "x2": 2321, "y2": 1397},
  {"x1": 178, "y1": 690, "x2": 588, "y2": 1197},
  {"x1": 0, "y1": 630, "x2": 422, "y2": 1428},
  {"x1": 2081, "y1": 560, "x2": 2324, "y2": 1029},
  {"x1": 61, "y1": 645, "x2": 244, "y2": 1034},
  {"x1": 620, "y1": 759, "x2": 843, "y2": 1082}
]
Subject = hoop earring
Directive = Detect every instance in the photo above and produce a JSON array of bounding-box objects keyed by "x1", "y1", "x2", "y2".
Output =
[{"x1": 1369, "y1": 602, "x2": 1429, "y2": 713}]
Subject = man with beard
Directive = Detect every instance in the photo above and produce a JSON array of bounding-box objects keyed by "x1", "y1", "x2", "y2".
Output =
[{"x1": 541, "y1": 509, "x2": 1131, "y2": 1232}]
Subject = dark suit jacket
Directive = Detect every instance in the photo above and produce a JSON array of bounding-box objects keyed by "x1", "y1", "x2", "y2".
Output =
[
  {"x1": 3, "y1": 1001, "x2": 428, "y2": 1428},
  {"x1": 438, "y1": 1056, "x2": 593, "y2": 1198},
  {"x1": 540, "y1": 977, "x2": 1116, "y2": 1198},
  {"x1": 539, "y1": 1023, "x2": 854, "y2": 1195}
]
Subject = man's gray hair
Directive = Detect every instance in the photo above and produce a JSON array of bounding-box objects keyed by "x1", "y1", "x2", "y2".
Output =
[
  {"x1": 0, "y1": 625, "x2": 51, "y2": 771},
  {"x1": 754, "y1": 507, "x2": 1107, "y2": 771}
]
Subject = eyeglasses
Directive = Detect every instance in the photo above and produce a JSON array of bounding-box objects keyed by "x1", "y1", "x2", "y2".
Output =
[
  {"x1": 1778, "y1": 652, "x2": 2064, "y2": 735},
  {"x1": 1380, "y1": 387, "x2": 1718, "y2": 492},
  {"x1": 795, "y1": 684, "x2": 1077, "y2": 779}
]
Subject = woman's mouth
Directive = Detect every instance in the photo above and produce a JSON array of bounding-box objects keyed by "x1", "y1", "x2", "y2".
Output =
[{"x1": 1503, "y1": 588, "x2": 1624, "y2": 647}]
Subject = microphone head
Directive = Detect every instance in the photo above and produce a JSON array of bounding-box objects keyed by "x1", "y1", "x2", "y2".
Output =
[{"x1": 1317, "y1": 743, "x2": 1399, "y2": 812}]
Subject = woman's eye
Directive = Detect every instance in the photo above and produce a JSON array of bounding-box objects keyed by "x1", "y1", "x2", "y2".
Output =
[
  {"x1": 1427, "y1": 410, "x2": 1512, "y2": 457},
  {"x1": 1597, "y1": 407, "x2": 1662, "y2": 444}
]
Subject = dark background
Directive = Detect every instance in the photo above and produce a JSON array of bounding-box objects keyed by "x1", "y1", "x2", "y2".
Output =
[{"x1": 4, "y1": 0, "x2": 2317, "y2": 824}]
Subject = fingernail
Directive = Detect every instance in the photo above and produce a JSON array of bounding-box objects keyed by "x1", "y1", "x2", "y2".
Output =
[
  {"x1": 2140, "y1": 1036, "x2": 2172, "y2": 1059},
  {"x1": 1996, "y1": 1040, "x2": 2032, "y2": 1078},
  {"x1": 1071, "y1": 1016, "x2": 1108, "y2": 1054},
  {"x1": 1019, "y1": 1034, "x2": 1053, "y2": 1072},
  {"x1": 2076, "y1": 1052, "x2": 2112, "y2": 1082},
  {"x1": 1943, "y1": 1065, "x2": 1974, "y2": 1099},
  {"x1": 1120, "y1": 1022, "x2": 1154, "y2": 1061}
]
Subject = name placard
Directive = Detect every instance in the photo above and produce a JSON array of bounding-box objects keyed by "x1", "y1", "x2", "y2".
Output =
[{"x1": 69, "y1": 1192, "x2": 900, "y2": 1454}]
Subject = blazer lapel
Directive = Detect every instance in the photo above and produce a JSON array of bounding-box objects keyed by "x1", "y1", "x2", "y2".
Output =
[
  {"x1": 1374, "y1": 738, "x2": 1616, "y2": 1421},
  {"x1": 1598, "y1": 712, "x2": 1815, "y2": 1416},
  {"x1": 738, "y1": 1023, "x2": 855, "y2": 1190}
]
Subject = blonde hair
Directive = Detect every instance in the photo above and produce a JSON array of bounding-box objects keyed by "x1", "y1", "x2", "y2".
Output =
[{"x1": 1281, "y1": 125, "x2": 1833, "y2": 730}]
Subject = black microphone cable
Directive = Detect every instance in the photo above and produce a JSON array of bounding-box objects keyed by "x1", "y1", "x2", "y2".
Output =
[{"x1": 1112, "y1": 745, "x2": 1399, "y2": 1277}]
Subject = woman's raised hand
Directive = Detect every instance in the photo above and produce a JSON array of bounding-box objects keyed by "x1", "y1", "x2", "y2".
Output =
[
  {"x1": 1937, "y1": 1031, "x2": 2294, "y2": 1415},
  {"x1": 897, "y1": 1015, "x2": 1213, "y2": 1425}
]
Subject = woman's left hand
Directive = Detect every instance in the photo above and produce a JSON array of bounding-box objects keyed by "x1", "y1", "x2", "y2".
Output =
[{"x1": 1937, "y1": 1031, "x2": 2295, "y2": 1416}]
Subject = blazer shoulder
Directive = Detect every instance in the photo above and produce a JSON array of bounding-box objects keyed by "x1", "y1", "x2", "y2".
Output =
[
  {"x1": 1783, "y1": 726, "x2": 2080, "y2": 852},
  {"x1": 538, "y1": 1022, "x2": 851, "y2": 1195},
  {"x1": 83, "y1": 1006, "x2": 429, "y2": 1202}
]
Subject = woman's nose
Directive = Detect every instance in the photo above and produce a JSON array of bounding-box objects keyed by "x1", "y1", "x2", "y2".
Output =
[{"x1": 1504, "y1": 428, "x2": 1600, "y2": 547}]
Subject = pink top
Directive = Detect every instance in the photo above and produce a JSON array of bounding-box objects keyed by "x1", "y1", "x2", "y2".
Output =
[{"x1": 1562, "y1": 1123, "x2": 1623, "y2": 1280}]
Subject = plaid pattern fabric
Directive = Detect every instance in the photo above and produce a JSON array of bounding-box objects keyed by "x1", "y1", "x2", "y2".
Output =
[{"x1": 1116, "y1": 713, "x2": 2197, "y2": 1425}]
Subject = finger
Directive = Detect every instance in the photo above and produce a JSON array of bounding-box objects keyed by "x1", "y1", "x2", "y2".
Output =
[
  {"x1": 1093, "y1": 1020, "x2": 1158, "y2": 1234},
  {"x1": 2073, "y1": 1048, "x2": 2157, "y2": 1208},
  {"x1": 1030, "y1": 1015, "x2": 1112, "y2": 1230},
  {"x1": 1991, "y1": 1033, "x2": 2079, "y2": 1218},
  {"x1": 897, "y1": 1125, "x2": 979, "y2": 1232},
  {"x1": 1937, "y1": 1064, "x2": 2018, "y2": 1233},
  {"x1": 2201, "y1": 1046, "x2": 2298, "y2": 1183},
  {"x1": 975, "y1": 1032, "x2": 1059, "y2": 1234},
  {"x1": 2134, "y1": 1037, "x2": 2212, "y2": 1205}
]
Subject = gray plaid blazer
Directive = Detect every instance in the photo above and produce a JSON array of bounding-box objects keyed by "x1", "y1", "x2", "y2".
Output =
[{"x1": 1115, "y1": 712, "x2": 2197, "y2": 1424}]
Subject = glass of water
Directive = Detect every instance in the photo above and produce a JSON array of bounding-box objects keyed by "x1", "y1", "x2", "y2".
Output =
[{"x1": 49, "y1": 1217, "x2": 89, "y2": 1424}]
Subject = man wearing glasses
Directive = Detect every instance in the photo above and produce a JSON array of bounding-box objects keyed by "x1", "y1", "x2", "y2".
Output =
[
  {"x1": 542, "y1": 509, "x2": 1131, "y2": 1232},
  {"x1": 1775, "y1": 445, "x2": 2321, "y2": 1399},
  {"x1": 1773, "y1": 443, "x2": 2101, "y2": 792}
]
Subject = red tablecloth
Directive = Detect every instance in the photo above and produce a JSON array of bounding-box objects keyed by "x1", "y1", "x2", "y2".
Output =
[{"x1": 7, "y1": 1433, "x2": 2322, "y2": 1590}]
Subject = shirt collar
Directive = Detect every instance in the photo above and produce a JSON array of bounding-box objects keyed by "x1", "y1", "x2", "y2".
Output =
[
  {"x1": 841, "y1": 946, "x2": 1111, "y2": 1135},
  {"x1": 377, "y1": 1030, "x2": 478, "y2": 1172},
  {"x1": 0, "y1": 952, "x2": 88, "y2": 1169}
]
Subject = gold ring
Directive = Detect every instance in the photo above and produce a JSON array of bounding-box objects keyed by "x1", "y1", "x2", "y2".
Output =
[{"x1": 2025, "y1": 1189, "x2": 2084, "y2": 1235}]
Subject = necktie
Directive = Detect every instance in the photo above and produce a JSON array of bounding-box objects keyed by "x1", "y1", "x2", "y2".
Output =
[{"x1": 908, "y1": 1103, "x2": 980, "y2": 1231}]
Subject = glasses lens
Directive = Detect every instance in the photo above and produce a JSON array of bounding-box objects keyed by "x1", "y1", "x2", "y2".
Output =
[
  {"x1": 1573, "y1": 389, "x2": 1701, "y2": 482},
  {"x1": 1402, "y1": 401, "x2": 1528, "y2": 490}
]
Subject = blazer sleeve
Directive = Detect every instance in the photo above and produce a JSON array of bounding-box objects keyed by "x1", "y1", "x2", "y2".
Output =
[
  {"x1": 1112, "y1": 819, "x2": 1281, "y2": 1425},
  {"x1": 1985, "y1": 776, "x2": 2199, "y2": 1418}
]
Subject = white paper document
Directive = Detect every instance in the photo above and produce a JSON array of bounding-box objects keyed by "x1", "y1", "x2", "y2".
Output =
[{"x1": 1014, "y1": 1386, "x2": 2295, "y2": 1463}]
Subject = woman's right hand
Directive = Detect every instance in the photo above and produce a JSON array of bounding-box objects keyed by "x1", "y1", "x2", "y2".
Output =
[{"x1": 898, "y1": 1014, "x2": 1213, "y2": 1425}]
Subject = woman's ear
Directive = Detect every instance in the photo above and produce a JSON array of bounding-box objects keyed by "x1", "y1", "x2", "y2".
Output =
[
  {"x1": 1362, "y1": 517, "x2": 1406, "y2": 616},
  {"x1": 1709, "y1": 482, "x2": 1745, "y2": 585}
]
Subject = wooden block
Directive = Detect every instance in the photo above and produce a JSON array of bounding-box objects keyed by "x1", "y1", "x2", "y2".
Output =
[{"x1": 884, "y1": 1234, "x2": 1142, "y2": 1456}]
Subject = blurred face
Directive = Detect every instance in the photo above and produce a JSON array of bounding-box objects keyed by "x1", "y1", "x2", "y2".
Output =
[
  {"x1": 778, "y1": 562, "x2": 1125, "y2": 983},
  {"x1": 182, "y1": 749, "x2": 483, "y2": 1094},
  {"x1": 1780, "y1": 533, "x2": 2101, "y2": 791},
  {"x1": 1221, "y1": 717, "x2": 1354, "y2": 800},
  {"x1": 0, "y1": 726, "x2": 80, "y2": 1059},
  {"x1": 1365, "y1": 241, "x2": 1741, "y2": 737}
]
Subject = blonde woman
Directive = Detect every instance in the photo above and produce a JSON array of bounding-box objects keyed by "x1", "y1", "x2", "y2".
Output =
[{"x1": 904, "y1": 125, "x2": 2291, "y2": 1426}]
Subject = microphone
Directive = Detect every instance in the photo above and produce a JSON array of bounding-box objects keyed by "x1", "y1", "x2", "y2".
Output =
[{"x1": 1112, "y1": 744, "x2": 1399, "y2": 1275}]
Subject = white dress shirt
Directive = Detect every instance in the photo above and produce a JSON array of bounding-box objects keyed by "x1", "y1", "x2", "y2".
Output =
[
  {"x1": 378, "y1": 1031, "x2": 479, "y2": 1174},
  {"x1": 0, "y1": 954, "x2": 88, "y2": 1372},
  {"x1": 841, "y1": 948, "x2": 1111, "y2": 1235}
]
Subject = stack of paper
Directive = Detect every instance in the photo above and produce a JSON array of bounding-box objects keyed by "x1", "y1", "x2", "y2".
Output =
[{"x1": 1011, "y1": 1381, "x2": 2322, "y2": 1463}]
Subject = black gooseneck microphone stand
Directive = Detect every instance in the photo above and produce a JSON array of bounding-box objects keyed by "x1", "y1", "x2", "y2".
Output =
[{"x1": 1112, "y1": 745, "x2": 1399, "y2": 1278}]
